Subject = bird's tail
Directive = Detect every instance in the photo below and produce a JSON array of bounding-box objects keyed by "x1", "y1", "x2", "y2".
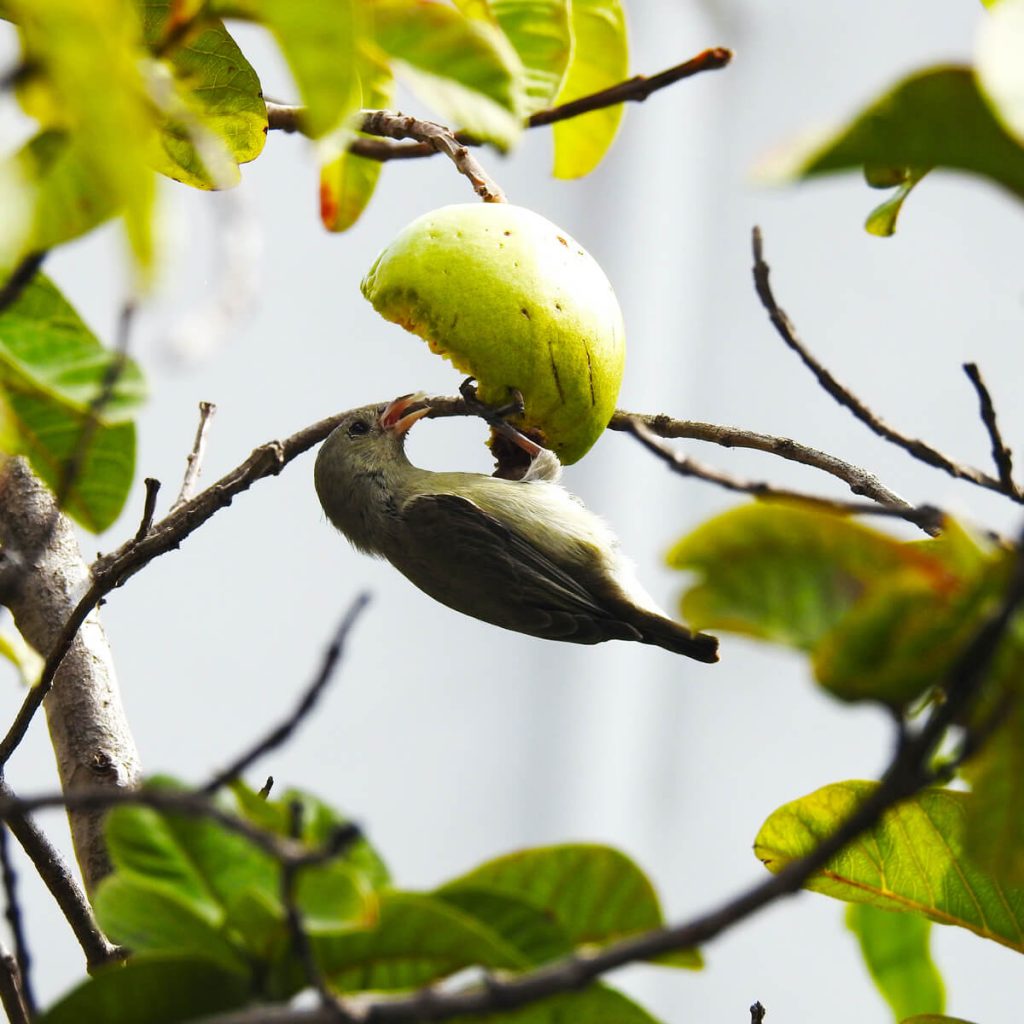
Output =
[{"x1": 638, "y1": 612, "x2": 719, "y2": 662}]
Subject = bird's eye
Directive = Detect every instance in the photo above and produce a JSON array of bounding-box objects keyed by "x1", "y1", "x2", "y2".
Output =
[{"x1": 347, "y1": 419, "x2": 370, "y2": 438}]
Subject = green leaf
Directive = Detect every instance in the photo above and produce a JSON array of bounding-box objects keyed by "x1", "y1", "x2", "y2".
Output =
[
  {"x1": 865, "y1": 168, "x2": 929, "y2": 236},
  {"x1": 757, "y1": 67, "x2": 1024, "y2": 220},
  {"x1": 231, "y1": 779, "x2": 391, "y2": 888},
  {"x1": 93, "y1": 875, "x2": 247, "y2": 968},
  {"x1": 453, "y1": 984, "x2": 666, "y2": 1023},
  {"x1": 901, "y1": 1018, "x2": 979, "y2": 1024},
  {"x1": 39, "y1": 954, "x2": 251, "y2": 1024},
  {"x1": 755, "y1": 781, "x2": 1024, "y2": 953},
  {"x1": 0, "y1": 270, "x2": 143, "y2": 531},
  {"x1": 141, "y1": 1, "x2": 267, "y2": 188},
  {"x1": 313, "y1": 891, "x2": 527, "y2": 992},
  {"x1": 552, "y1": 0, "x2": 628, "y2": 178},
  {"x1": 490, "y1": 0, "x2": 571, "y2": 113},
  {"x1": 438, "y1": 844, "x2": 700, "y2": 969},
  {"x1": 976, "y1": 0, "x2": 1024, "y2": 144},
  {"x1": 226, "y1": 0, "x2": 359, "y2": 139},
  {"x1": 961, "y1": 692, "x2": 1024, "y2": 884},
  {"x1": 9, "y1": 0, "x2": 156, "y2": 266},
  {"x1": 319, "y1": 62, "x2": 393, "y2": 232},
  {"x1": 372, "y1": 0, "x2": 524, "y2": 149},
  {"x1": 846, "y1": 903, "x2": 945, "y2": 1020},
  {"x1": 812, "y1": 552, "x2": 1007, "y2": 706},
  {"x1": 668, "y1": 504, "x2": 946, "y2": 651}
]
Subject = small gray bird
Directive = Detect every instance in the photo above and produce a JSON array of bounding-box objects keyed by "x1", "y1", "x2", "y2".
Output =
[{"x1": 314, "y1": 395, "x2": 719, "y2": 662}]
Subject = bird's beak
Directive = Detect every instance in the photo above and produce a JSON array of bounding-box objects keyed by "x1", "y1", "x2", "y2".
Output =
[{"x1": 380, "y1": 392, "x2": 430, "y2": 437}]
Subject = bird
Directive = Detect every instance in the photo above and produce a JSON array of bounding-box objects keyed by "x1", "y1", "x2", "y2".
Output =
[{"x1": 314, "y1": 394, "x2": 719, "y2": 662}]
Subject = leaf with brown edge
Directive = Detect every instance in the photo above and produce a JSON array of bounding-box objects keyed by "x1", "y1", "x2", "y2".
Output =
[{"x1": 755, "y1": 781, "x2": 1024, "y2": 953}]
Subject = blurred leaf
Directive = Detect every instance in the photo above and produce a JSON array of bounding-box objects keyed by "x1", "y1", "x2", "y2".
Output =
[
  {"x1": 0, "y1": 627, "x2": 42, "y2": 686},
  {"x1": 93, "y1": 875, "x2": 248, "y2": 968},
  {"x1": 491, "y1": 0, "x2": 571, "y2": 113},
  {"x1": 453, "y1": 985, "x2": 665, "y2": 1023},
  {"x1": 865, "y1": 168, "x2": 929, "y2": 236},
  {"x1": 755, "y1": 781, "x2": 1024, "y2": 952},
  {"x1": 39, "y1": 954, "x2": 251, "y2": 1024},
  {"x1": 0, "y1": 270, "x2": 143, "y2": 531},
  {"x1": 552, "y1": 0, "x2": 628, "y2": 178},
  {"x1": 141, "y1": 1, "x2": 267, "y2": 188},
  {"x1": 438, "y1": 844, "x2": 700, "y2": 969},
  {"x1": 846, "y1": 903, "x2": 945, "y2": 1020},
  {"x1": 372, "y1": 0, "x2": 524, "y2": 149},
  {"x1": 758, "y1": 67, "x2": 1024, "y2": 220},
  {"x1": 314, "y1": 891, "x2": 526, "y2": 992},
  {"x1": 901, "y1": 1018, "x2": 979, "y2": 1023},
  {"x1": 9, "y1": 0, "x2": 156, "y2": 266},
  {"x1": 231, "y1": 778, "x2": 390, "y2": 888},
  {"x1": 961, "y1": 692, "x2": 1024, "y2": 884},
  {"x1": 319, "y1": 61, "x2": 393, "y2": 232},
  {"x1": 813, "y1": 552, "x2": 1007, "y2": 706},
  {"x1": 976, "y1": 0, "x2": 1024, "y2": 144},
  {"x1": 668, "y1": 504, "x2": 948, "y2": 650}
]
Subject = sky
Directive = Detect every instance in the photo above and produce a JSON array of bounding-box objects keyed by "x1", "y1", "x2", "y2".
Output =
[{"x1": 2, "y1": 0, "x2": 1023, "y2": 1020}]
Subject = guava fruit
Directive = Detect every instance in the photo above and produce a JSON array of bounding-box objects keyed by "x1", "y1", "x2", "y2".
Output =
[{"x1": 361, "y1": 203, "x2": 625, "y2": 465}]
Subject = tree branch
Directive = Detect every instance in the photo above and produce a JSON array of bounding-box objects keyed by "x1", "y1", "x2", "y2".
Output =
[
  {"x1": 751, "y1": 228, "x2": 1020, "y2": 502},
  {"x1": 173, "y1": 401, "x2": 217, "y2": 511},
  {"x1": 963, "y1": 362, "x2": 1017, "y2": 495},
  {"x1": 266, "y1": 47, "x2": 733, "y2": 160},
  {"x1": 0, "y1": 942, "x2": 29, "y2": 1024},
  {"x1": 623, "y1": 418, "x2": 944, "y2": 534},
  {"x1": 0, "y1": 252, "x2": 47, "y2": 319},
  {"x1": 0, "y1": 781, "x2": 119, "y2": 971},
  {"x1": 0, "y1": 824, "x2": 35, "y2": 1018}
]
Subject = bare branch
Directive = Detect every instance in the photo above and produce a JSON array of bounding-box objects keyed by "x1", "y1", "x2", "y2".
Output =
[
  {"x1": 0, "y1": 251, "x2": 47, "y2": 319},
  {"x1": 360, "y1": 111, "x2": 507, "y2": 203},
  {"x1": 750, "y1": 1002, "x2": 766, "y2": 1024},
  {"x1": 202, "y1": 594, "x2": 371, "y2": 794},
  {"x1": 751, "y1": 228, "x2": 1020, "y2": 502},
  {"x1": 624, "y1": 418, "x2": 944, "y2": 535},
  {"x1": 0, "y1": 825, "x2": 35, "y2": 1018},
  {"x1": 0, "y1": 943, "x2": 29, "y2": 1024},
  {"x1": 963, "y1": 362, "x2": 1017, "y2": 495},
  {"x1": 267, "y1": 48, "x2": 733, "y2": 163},
  {"x1": 0, "y1": 781, "x2": 119, "y2": 971},
  {"x1": 172, "y1": 401, "x2": 218, "y2": 511}
]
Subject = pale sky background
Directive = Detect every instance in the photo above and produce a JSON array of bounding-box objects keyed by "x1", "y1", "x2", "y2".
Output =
[{"x1": 2, "y1": 0, "x2": 1023, "y2": 1020}]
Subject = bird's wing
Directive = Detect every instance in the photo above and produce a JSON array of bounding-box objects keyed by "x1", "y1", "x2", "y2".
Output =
[{"x1": 398, "y1": 492, "x2": 642, "y2": 645}]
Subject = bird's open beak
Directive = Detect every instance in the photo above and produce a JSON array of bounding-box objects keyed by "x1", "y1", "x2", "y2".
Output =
[{"x1": 380, "y1": 393, "x2": 430, "y2": 437}]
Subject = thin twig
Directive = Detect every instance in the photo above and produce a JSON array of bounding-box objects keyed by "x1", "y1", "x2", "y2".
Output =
[
  {"x1": 0, "y1": 826, "x2": 35, "y2": 1018},
  {"x1": 751, "y1": 228, "x2": 1020, "y2": 502},
  {"x1": 963, "y1": 362, "x2": 1017, "y2": 494},
  {"x1": 750, "y1": 1002, "x2": 766, "y2": 1024},
  {"x1": 0, "y1": 782, "x2": 119, "y2": 971},
  {"x1": 624, "y1": 418, "x2": 944, "y2": 534},
  {"x1": 173, "y1": 401, "x2": 218, "y2": 511},
  {"x1": 0, "y1": 943, "x2": 29, "y2": 1024},
  {"x1": 266, "y1": 47, "x2": 733, "y2": 160},
  {"x1": 202, "y1": 595, "x2": 371, "y2": 794},
  {"x1": 134, "y1": 478, "x2": 161, "y2": 542},
  {"x1": 0, "y1": 252, "x2": 47, "y2": 319},
  {"x1": 360, "y1": 111, "x2": 506, "y2": 202}
]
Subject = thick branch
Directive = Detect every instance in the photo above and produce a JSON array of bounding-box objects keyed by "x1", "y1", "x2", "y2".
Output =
[{"x1": 0, "y1": 458, "x2": 140, "y2": 893}]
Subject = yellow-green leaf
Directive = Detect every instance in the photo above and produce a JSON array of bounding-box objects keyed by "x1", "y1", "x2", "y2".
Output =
[
  {"x1": 8, "y1": 0, "x2": 156, "y2": 266},
  {"x1": 141, "y1": 1, "x2": 268, "y2": 189},
  {"x1": 319, "y1": 62, "x2": 393, "y2": 232},
  {"x1": 668, "y1": 503, "x2": 948, "y2": 651},
  {"x1": 865, "y1": 168, "x2": 929, "y2": 236},
  {"x1": 552, "y1": 0, "x2": 628, "y2": 178},
  {"x1": 755, "y1": 781, "x2": 1024, "y2": 953},
  {"x1": 0, "y1": 628, "x2": 42, "y2": 687},
  {"x1": 491, "y1": 0, "x2": 571, "y2": 113},
  {"x1": 757, "y1": 67, "x2": 1024, "y2": 228},
  {"x1": 372, "y1": 0, "x2": 524, "y2": 150},
  {"x1": 846, "y1": 903, "x2": 945, "y2": 1021}
]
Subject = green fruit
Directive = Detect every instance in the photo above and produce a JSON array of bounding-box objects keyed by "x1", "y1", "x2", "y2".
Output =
[{"x1": 360, "y1": 203, "x2": 625, "y2": 464}]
